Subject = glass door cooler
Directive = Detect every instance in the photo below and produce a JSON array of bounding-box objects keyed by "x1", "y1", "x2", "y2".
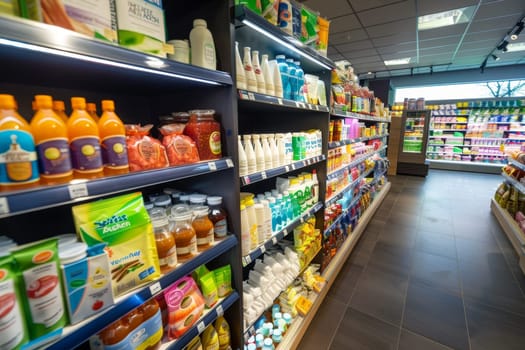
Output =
[{"x1": 397, "y1": 110, "x2": 431, "y2": 175}]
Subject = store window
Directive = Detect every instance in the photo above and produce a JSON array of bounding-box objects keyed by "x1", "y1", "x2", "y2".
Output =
[{"x1": 394, "y1": 80, "x2": 525, "y2": 102}]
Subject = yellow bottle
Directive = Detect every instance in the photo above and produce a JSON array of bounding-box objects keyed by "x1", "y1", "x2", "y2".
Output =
[
  {"x1": 31, "y1": 95, "x2": 73, "y2": 185},
  {"x1": 86, "y1": 102, "x2": 100, "y2": 122},
  {"x1": 67, "y1": 97, "x2": 104, "y2": 179},
  {"x1": 98, "y1": 100, "x2": 129, "y2": 176},
  {"x1": 0, "y1": 94, "x2": 40, "y2": 191},
  {"x1": 52, "y1": 100, "x2": 69, "y2": 124}
]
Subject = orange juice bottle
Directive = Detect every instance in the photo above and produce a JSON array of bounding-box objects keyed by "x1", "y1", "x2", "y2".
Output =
[
  {"x1": 99, "y1": 100, "x2": 129, "y2": 176},
  {"x1": 31, "y1": 95, "x2": 73, "y2": 185},
  {"x1": 67, "y1": 97, "x2": 103, "y2": 179},
  {"x1": 53, "y1": 100, "x2": 69, "y2": 124},
  {"x1": 0, "y1": 94, "x2": 40, "y2": 191},
  {"x1": 86, "y1": 102, "x2": 100, "y2": 122}
]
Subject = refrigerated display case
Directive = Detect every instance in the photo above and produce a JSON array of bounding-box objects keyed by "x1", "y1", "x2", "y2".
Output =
[{"x1": 396, "y1": 110, "x2": 431, "y2": 175}]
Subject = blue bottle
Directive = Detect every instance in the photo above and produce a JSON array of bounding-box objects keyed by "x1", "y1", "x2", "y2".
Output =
[
  {"x1": 286, "y1": 59, "x2": 297, "y2": 100},
  {"x1": 269, "y1": 197, "x2": 281, "y2": 231},
  {"x1": 276, "y1": 55, "x2": 291, "y2": 100},
  {"x1": 295, "y1": 61, "x2": 305, "y2": 102}
]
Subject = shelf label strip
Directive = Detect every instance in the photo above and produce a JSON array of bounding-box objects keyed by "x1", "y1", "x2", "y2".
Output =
[
  {"x1": 0, "y1": 197, "x2": 9, "y2": 214},
  {"x1": 68, "y1": 183, "x2": 88, "y2": 199}
]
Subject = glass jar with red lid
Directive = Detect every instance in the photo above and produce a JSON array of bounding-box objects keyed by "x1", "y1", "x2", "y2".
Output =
[{"x1": 184, "y1": 109, "x2": 222, "y2": 160}]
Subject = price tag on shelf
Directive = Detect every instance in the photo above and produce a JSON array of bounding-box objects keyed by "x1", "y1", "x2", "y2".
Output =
[
  {"x1": 272, "y1": 237, "x2": 278, "y2": 245},
  {"x1": 315, "y1": 105, "x2": 320, "y2": 111},
  {"x1": 291, "y1": 164, "x2": 296, "y2": 170},
  {"x1": 295, "y1": 101, "x2": 300, "y2": 108},
  {"x1": 307, "y1": 104, "x2": 313, "y2": 110},
  {"x1": 277, "y1": 98, "x2": 283, "y2": 105},
  {"x1": 0, "y1": 197, "x2": 9, "y2": 215},
  {"x1": 285, "y1": 166, "x2": 290, "y2": 172},
  {"x1": 300, "y1": 217, "x2": 305, "y2": 223},
  {"x1": 244, "y1": 176, "x2": 251, "y2": 185},
  {"x1": 68, "y1": 183, "x2": 88, "y2": 199},
  {"x1": 260, "y1": 245, "x2": 266, "y2": 254},
  {"x1": 298, "y1": 102, "x2": 306, "y2": 109},
  {"x1": 248, "y1": 92, "x2": 255, "y2": 101},
  {"x1": 226, "y1": 159, "x2": 234, "y2": 168},
  {"x1": 242, "y1": 257, "x2": 247, "y2": 267},
  {"x1": 216, "y1": 305, "x2": 224, "y2": 317},
  {"x1": 197, "y1": 322, "x2": 206, "y2": 334},
  {"x1": 149, "y1": 282, "x2": 162, "y2": 295},
  {"x1": 208, "y1": 162, "x2": 217, "y2": 171},
  {"x1": 283, "y1": 228, "x2": 288, "y2": 236},
  {"x1": 261, "y1": 171, "x2": 267, "y2": 179},
  {"x1": 245, "y1": 255, "x2": 252, "y2": 265}
]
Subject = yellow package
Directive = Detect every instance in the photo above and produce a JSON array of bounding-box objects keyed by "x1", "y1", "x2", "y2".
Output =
[
  {"x1": 72, "y1": 192, "x2": 160, "y2": 296},
  {"x1": 201, "y1": 324, "x2": 219, "y2": 350}
]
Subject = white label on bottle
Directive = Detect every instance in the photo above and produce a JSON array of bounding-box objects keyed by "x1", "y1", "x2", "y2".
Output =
[
  {"x1": 0, "y1": 197, "x2": 9, "y2": 214},
  {"x1": 260, "y1": 245, "x2": 266, "y2": 254},
  {"x1": 197, "y1": 321, "x2": 206, "y2": 334},
  {"x1": 261, "y1": 171, "x2": 267, "y2": 179},
  {"x1": 208, "y1": 162, "x2": 217, "y2": 171},
  {"x1": 68, "y1": 183, "x2": 88, "y2": 199},
  {"x1": 216, "y1": 305, "x2": 224, "y2": 317},
  {"x1": 149, "y1": 282, "x2": 161, "y2": 295},
  {"x1": 226, "y1": 159, "x2": 234, "y2": 168}
]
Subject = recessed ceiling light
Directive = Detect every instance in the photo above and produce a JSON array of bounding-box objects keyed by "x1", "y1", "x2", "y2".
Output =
[
  {"x1": 506, "y1": 42, "x2": 525, "y2": 52},
  {"x1": 384, "y1": 57, "x2": 411, "y2": 66},
  {"x1": 418, "y1": 6, "x2": 476, "y2": 31}
]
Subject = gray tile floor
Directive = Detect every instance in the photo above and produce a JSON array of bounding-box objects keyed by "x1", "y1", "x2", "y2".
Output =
[{"x1": 299, "y1": 170, "x2": 525, "y2": 350}]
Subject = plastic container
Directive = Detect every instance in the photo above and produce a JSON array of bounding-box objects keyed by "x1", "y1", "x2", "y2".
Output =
[
  {"x1": 235, "y1": 41, "x2": 247, "y2": 90},
  {"x1": 207, "y1": 196, "x2": 228, "y2": 239},
  {"x1": 149, "y1": 207, "x2": 177, "y2": 273},
  {"x1": 86, "y1": 103, "x2": 100, "y2": 122},
  {"x1": 184, "y1": 109, "x2": 221, "y2": 160},
  {"x1": 295, "y1": 61, "x2": 305, "y2": 102},
  {"x1": 276, "y1": 55, "x2": 291, "y2": 100},
  {"x1": 99, "y1": 100, "x2": 129, "y2": 176},
  {"x1": 261, "y1": 134, "x2": 273, "y2": 170},
  {"x1": 286, "y1": 59, "x2": 297, "y2": 101},
  {"x1": 252, "y1": 134, "x2": 265, "y2": 172},
  {"x1": 240, "y1": 204, "x2": 251, "y2": 256},
  {"x1": 0, "y1": 94, "x2": 40, "y2": 191},
  {"x1": 190, "y1": 19, "x2": 216, "y2": 70},
  {"x1": 270, "y1": 60, "x2": 284, "y2": 98},
  {"x1": 192, "y1": 205, "x2": 214, "y2": 250},
  {"x1": 67, "y1": 97, "x2": 103, "y2": 179},
  {"x1": 167, "y1": 39, "x2": 190, "y2": 64},
  {"x1": 31, "y1": 95, "x2": 73, "y2": 185},
  {"x1": 238, "y1": 135, "x2": 248, "y2": 177},
  {"x1": 243, "y1": 134, "x2": 257, "y2": 174}
]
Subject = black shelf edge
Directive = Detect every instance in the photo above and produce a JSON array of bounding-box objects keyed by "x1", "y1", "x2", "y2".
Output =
[
  {"x1": 46, "y1": 235, "x2": 237, "y2": 349},
  {"x1": 238, "y1": 90, "x2": 330, "y2": 112},
  {"x1": 328, "y1": 134, "x2": 389, "y2": 149},
  {"x1": 240, "y1": 155, "x2": 326, "y2": 186},
  {"x1": 327, "y1": 145, "x2": 387, "y2": 180},
  {"x1": 0, "y1": 15, "x2": 232, "y2": 87},
  {"x1": 242, "y1": 202, "x2": 323, "y2": 267},
  {"x1": 163, "y1": 291, "x2": 240, "y2": 350},
  {"x1": 233, "y1": 5, "x2": 335, "y2": 71},
  {"x1": 325, "y1": 167, "x2": 374, "y2": 207},
  {"x1": 330, "y1": 107, "x2": 391, "y2": 123},
  {"x1": 0, "y1": 158, "x2": 234, "y2": 218}
]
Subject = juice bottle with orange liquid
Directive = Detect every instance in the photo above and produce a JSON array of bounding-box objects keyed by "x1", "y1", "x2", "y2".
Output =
[
  {"x1": 98, "y1": 100, "x2": 129, "y2": 176},
  {"x1": 0, "y1": 94, "x2": 40, "y2": 191},
  {"x1": 87, "y1": 102, "x2": 100, "y2": 122},
  {"x1": 67, "y1": 97, "x2": 103, "y2": 179},
  {"x1": 31, "y1": 95, "x2": 73, "y2": 185},
  {"x1": 53, "y1": 100, "x2": 69, "y2": 124}
]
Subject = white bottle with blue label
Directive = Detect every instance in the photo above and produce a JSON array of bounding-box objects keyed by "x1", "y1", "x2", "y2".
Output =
[
  {"x1": 286, "y1": 59, "x2": 297, "y2": 101},
  {"x1": 295, "y1": 61, "x2": 305, "y2": 102},
  {"x1": 276, "y1": 55, "x2": 291, "y2": 100}
]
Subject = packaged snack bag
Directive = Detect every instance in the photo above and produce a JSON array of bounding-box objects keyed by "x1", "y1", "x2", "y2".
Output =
[
  {"x1": 213, "y1": 265, "x2": 232, "y2": 298},
  {"x1": 300, "y1": 6, "x2": 319, "y2": 45},
  {"x1": 165, "y1": 276, "x2": 205, "y2": 339},
  {"x1": 72, "y1": 192, "x2": 160, "y2": 296},
  {"x1": 159, "y1": 124, "x2": 200, "y2": 166},
  {"x1": 125, "y1": 124, "x2": 169, "y2": 171}
]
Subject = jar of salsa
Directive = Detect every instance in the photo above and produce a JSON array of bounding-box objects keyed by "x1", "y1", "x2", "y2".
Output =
[
  {"x1": 207, "y1": 196, "x2": 228, "y2": 239},
  {"x1": 184, "y1": 109, "x2": 221, "y2": 160},
  {"x1": 192, "y1": 205, "x2": 214, "y2": 250},
  {"x1": 170, "y1": 205, "x2": 197, "y2": 261},
  {"x1": 149, "y1": 207, "x2": 177, "y2": 273}
]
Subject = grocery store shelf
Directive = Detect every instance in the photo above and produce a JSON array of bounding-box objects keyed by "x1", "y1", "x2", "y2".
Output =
[
  {"x1": 427, "y1": 159, "x2": 504, "y2": 173},
  {"x1": 429, "y1": 135, "x2": 464, "y2": 139},
  {"x1": 428, "y1": 144, "x2": 503, "y2": 148},
  {"x1": 46, "y1": 235, "x2": 238, "y2": 350},
  {"x1": 331, "y1": 106, "x2": 391, "y2": 123},
  {"x1": 430, "y1": 129, "x2": 467, "y2": 132},
  {"x1": 160, "y1": 292, "x2": 240, "y2": 350},
  {"x1": 327, "y1": 145, "x2": 387, "y2": 179},
  {"x1": 491, "y1": 199, "x2": 525, "y2": 275},
  {"x1": 0, "y1": 16, "x2": 232, "y2": 90},
  {"x1": 233, "y1": 5, "x2": 335, "y2": 72},
  {"x1": 502, "y1": 173, "x2": 525, "y2": 193},
  {"x1": 325, "y1": 167, "x2": 374, "y2": 207},
  {"x1": 328, "y1": 134, "x2": 389, "y2": 149},
  {"x1": 430, "y1": 121, "x2": 468, "y2": 124},
  {"x1": 324, "y1": 194, "x2": 362, "y2": 234},
  {"x1": 277, "y1": 182, "x2": 391, "y2": 350},
  {"x1": 238, "y1": 90, "x2": 329, "y2": 113},
  {"x1": 240, "y1": 155, "x2": 325, "y2": 186},
  {"x1": 0, "y1": 158, "x2": 235, "y2": 218},
  {"x1": 427, "y1": 152, "x2": 504, "y2": 156},
  {"x1": 509, "y1": 158, "x2": 525, "y2": 172},
  {"x1": 242, "y1": 202, "x2": 323, "y2": 267}
]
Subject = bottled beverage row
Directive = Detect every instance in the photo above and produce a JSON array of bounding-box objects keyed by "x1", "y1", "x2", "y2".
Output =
[
  {"x1": 0, "y1": 94, "x2": 223, "y2": 191},
  {"x1": 235, "y1": 45, "x2": 326, "y2": 105},
  {"x1": 238, "y1": 130, "x2": 322, "y2": 177},
  {"x1": 240, "y1": 170, "x2": 319, "y2": 256}
]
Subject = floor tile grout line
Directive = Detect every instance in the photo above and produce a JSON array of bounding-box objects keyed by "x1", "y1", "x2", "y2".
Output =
[{"x1": 454, "y1": 223, "x2": 474, "y2": 350}]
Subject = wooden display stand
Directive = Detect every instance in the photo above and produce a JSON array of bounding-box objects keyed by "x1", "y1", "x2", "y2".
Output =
[{"x1": 387, "y1": 116, "x2": 402, "y2": 175}]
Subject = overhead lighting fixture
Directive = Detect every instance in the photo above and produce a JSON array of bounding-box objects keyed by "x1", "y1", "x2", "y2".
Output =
[
  {"x1": 491, "y1": 54, "x2": 500, "y2": 61},
  {"x1": 0, "y1": 38, "x2": 222, "y2": 86},
  {"x1": 418, "y1": 6, "x2": 476, "y2": 31},
  {"x1": 384, "y1": 57, "x2": 411, "y2": 66},
  {"x1": 506, "y1": 42, "x2": 525, "y2": 52},
  {"x1": 242, "y1": 19, "x2": 333, "y2": 70},
  {"x1": 511, "y1": 22, "x2": 524, "y2": 40}
]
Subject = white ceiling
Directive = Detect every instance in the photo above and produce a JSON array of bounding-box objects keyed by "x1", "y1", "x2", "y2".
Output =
[{"x1": 301, "y1": 0, "x2": 525, "y2": 78}]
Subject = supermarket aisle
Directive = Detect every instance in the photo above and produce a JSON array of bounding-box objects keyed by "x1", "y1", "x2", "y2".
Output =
[{"x1": 300, "y1": 170, "x2": 525, "y2": 350}]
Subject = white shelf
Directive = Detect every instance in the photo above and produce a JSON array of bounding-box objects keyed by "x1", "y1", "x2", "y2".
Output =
[{"x1": 277, "y1": 182, "x2": 391, "y2": 350}]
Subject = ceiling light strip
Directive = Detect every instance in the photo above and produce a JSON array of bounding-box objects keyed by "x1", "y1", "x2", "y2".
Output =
[
  {"x1": 450, "y1": 2, "x2": 482, "y2": 61},
  {"x1": 0, "y1": 38, "x2": 222, "y2": 86},
  {"x1": 242, "y1": 19, "x2": 333, "y2": 70}
]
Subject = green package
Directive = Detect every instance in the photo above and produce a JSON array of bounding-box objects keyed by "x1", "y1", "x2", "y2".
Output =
[
  {"x1": 237, "y1": 0, "x2": 262, "y2": 14},
  {"x1": 213, "y1": 265, "x2": 232, "y2": 298},
  {"x1": 261, "y1": 0, "x2": 278, "y2": 25},
  {"x1": 192, "y1": 264, "x2": 210, "y2": 285},
  {"x1": 300, "y1": 6, "x2": 319, "y2": 45},
  {"x1": 72, "y1": 192, "x2": 160, "y2": 296},
  {"x1": 12, "y1": 239, "x2": 67, "y2": 340},
  {"x1": 199, "y1": 271, "x2": 218, "y2": 308},
  {"x1": 0, "y1": 254, "x2": 28, "y2": 349}
]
